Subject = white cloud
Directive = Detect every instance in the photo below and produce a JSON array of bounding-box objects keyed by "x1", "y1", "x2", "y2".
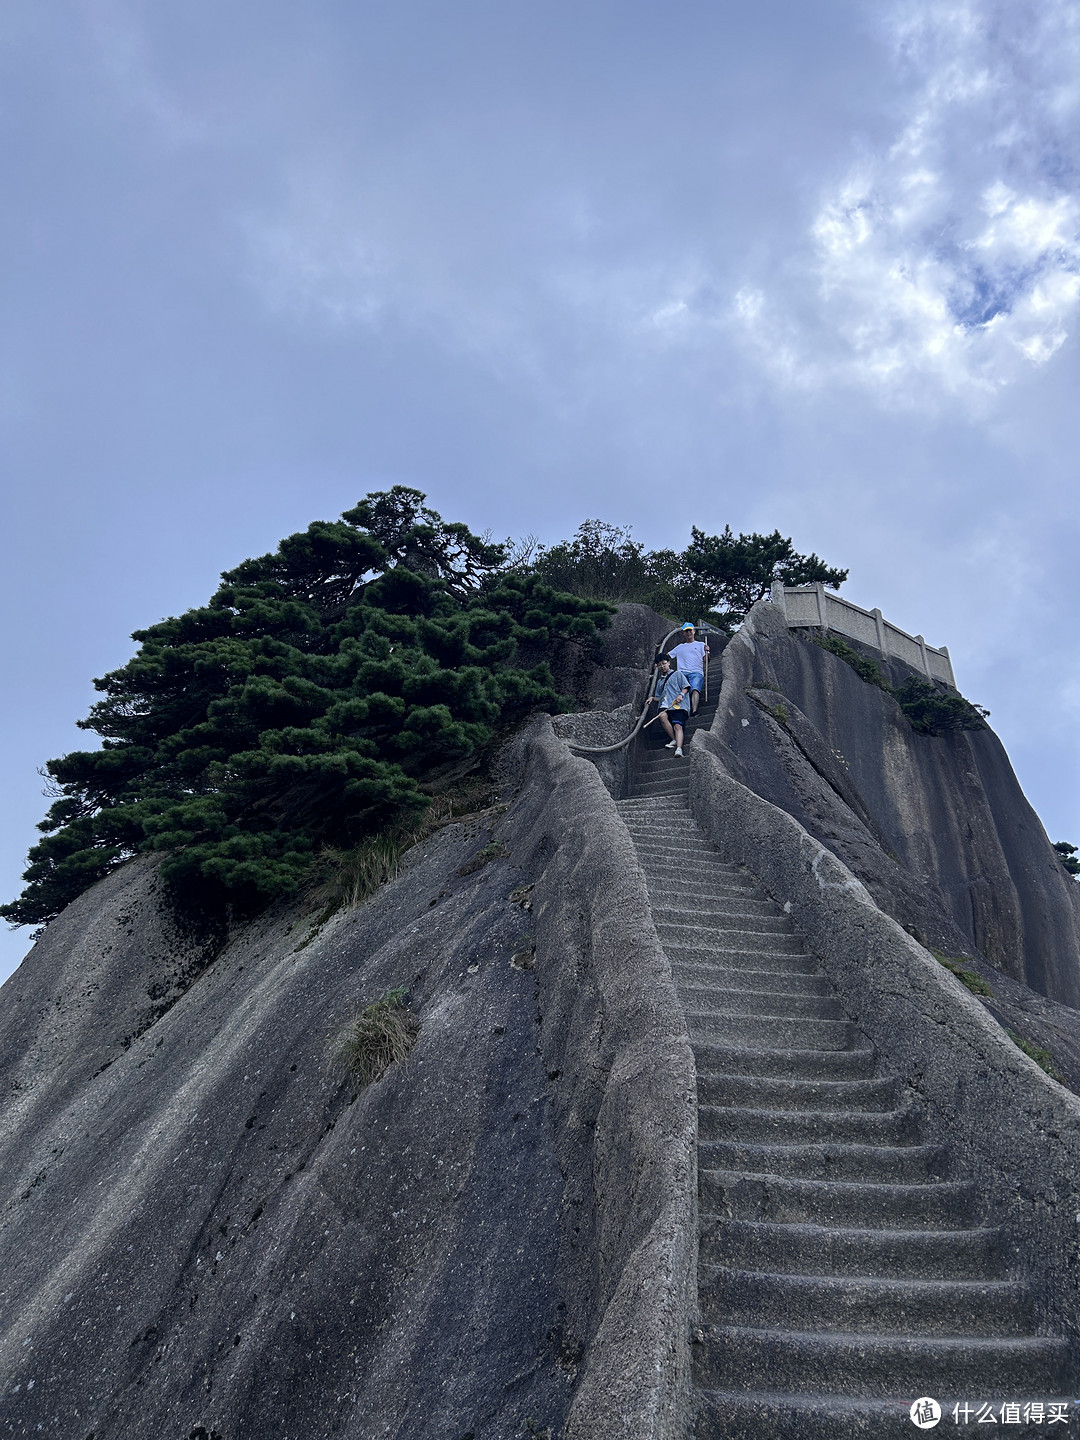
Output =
[
  {"x1": 82, "y1": 0, "x2": 208, "y2": 146},
  {"x1": 232, "y1": 0, "x2": 1080, "y2": 420},
  {"x1": 733, "y1": 0, "x2": 1080, "y2": 403}
]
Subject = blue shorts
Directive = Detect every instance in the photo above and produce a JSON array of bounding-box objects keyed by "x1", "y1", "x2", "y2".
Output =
[{"x1": 684, "y1": 671, "x2": 705, "y2": 692}]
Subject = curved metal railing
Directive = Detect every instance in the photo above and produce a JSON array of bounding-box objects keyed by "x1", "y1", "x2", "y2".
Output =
[{"x1": 566, "y1": 626, "x2": 693, "y2": 755}]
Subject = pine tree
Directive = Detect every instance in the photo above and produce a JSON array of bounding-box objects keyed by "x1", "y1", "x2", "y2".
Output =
[{"x1": 3, "y1": 490, "x2": 611, "y2": 927}]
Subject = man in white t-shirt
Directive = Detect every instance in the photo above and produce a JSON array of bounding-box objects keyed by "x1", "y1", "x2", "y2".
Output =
[{"x1": 670, "y1": 623, "x2": 709, "y2": 714}]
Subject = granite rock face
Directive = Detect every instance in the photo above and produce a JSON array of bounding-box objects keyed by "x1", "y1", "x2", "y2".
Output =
[
  {"x1": 588, "y1": 602, "x2": 676, "y2": 711},
  {"x1": 514, "y1": 601, "x2": 673, "y2": 714},
  {"x1": 709, "y1": 602, "x2": 1080, "y2": 1010},
  {"x1": 0, "y1": 720, "x2": 694, "y2": 1440}
]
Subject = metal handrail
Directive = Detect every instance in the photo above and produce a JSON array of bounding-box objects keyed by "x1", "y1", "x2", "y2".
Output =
[{"x1": 566, "y1": 625, "x2": 702, "y2": 755}]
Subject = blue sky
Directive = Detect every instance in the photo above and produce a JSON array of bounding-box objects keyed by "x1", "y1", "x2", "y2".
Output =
[{"x1": 3, "y1": 0, "x2": 1079, "y2": 984}]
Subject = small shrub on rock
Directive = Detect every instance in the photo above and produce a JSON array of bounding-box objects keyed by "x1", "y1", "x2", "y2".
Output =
[
  {"x1": 929, "y1": 949, "x2": 995, "y2": 997},
  {"x1": 1006, "y1": 1030, "x2": 1062, "y2": 1082},
  {"x1": 893, "y1": 677, "x2": 989, "y2": 736},
  {"x1": 812, "y1": 633, "x2": 890, "y2": 691},
  {"x1": 339, "y1": 987, "x2": 420, "y2": 1086}
]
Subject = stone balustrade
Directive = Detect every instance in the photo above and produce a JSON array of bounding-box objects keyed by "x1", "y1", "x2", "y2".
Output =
[{"x1": 770, "y1": 581, "x2": 955, "y2": 687}]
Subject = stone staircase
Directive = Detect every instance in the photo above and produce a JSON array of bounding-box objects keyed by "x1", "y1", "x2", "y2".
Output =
[{"x1": 615, "y1": 717, "x2": 1073, "y2": 1437}]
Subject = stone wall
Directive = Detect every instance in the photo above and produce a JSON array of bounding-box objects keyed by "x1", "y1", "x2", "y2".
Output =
[
  {"x1": 772, "y1": 582, "x2": 955, "y2": 686},
  {"x1": 515, "y1": 718, "x2": 697, "y2": 1440}
]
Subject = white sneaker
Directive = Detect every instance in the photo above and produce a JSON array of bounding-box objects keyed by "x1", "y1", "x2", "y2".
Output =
[
  {"x1": 665, "y1": 740, "x2": 676, "y2": 748},
  {"x1": 674, "y1": 747, "x2": 683, "y2": 757}
]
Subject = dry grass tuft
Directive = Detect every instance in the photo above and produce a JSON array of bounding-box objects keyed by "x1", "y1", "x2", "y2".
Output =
[
  {"x1": 311, "y1": 784, "x2": 494, "y2": 918},
  {"x1": 339, "y1": 987, "x2": 421, "y2": 1086},
  {"x1": 314, "y1": 834, "x2": 412, "y2": 913}
]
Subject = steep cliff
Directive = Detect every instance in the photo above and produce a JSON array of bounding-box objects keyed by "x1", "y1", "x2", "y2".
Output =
[
  {"x1": 0, "y1": 711, "x2": 694, "y2": 1440},
  {"x1": 6, "y1": 594, "x2": 1080, "y2": 1440},
  {"x1": 706, "y1": 600, "x2": 1080, "y2": 1082}
]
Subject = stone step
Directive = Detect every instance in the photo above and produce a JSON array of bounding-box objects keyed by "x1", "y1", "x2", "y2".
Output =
[
  {"x1": 678, "y1": 947, "x2": 816, "y2": 970},
  {"x1": 701, "y1": 1171, "x2": 976, "y2": 1229},
  {"x1": 629, "y1": 835, "x2": 720, "y2": 858},
  {"x1": 699, "y1": 1266, "x2": 1033, "y2": 1336},
  {"x1": 692, "y1": 1325, "x2": 1070, "y2": 1398},
  {"x1": 633, "y1": 840, "x2": 737, "y2": 864},
  {"x1": 616, "y1": 795, "x2": 694, "y2": 810},
  {"x1": 632, "y1": 795, "x2": 692, "y2": 809},
  {"x1": 633, "y1": 846, "x2": 743, "y2": 869},
  {"x1": 670, "y1": 948, "x2": 822, "y2": 977},
  {"x1": 631, "y1": 847, "x2": 741, "y2": 868},
  {"x1": 698, "y1": 1103, "x2": 918, "y2": 1147},
  {"x1": 652, "y1": 893, "x2": 780, "y2": 919},
  {"x1": 644, "y1": 871, "x2": 763, "y2": 897},
  {"x1": 703, "y1": 1220, "x2": 1003, "y2": 1280},
  {"x1": 680, "y1": 986, "x2": 843, "y2": 1020},
  {"x1": 665, "y1": 924, "x2": 806, "y2": 953},
  {"x1": 697, "y1": 1073, "x2": 901, "y2": 1112},
  {"x1": 632, "y1": 843, "x2": 740, "y2": 862},
  {"x1": 624, "y1": 840, "x2": 743, "y2": 858},
  {"x1": 673, "y1": 963, "x2": 832, "y2": 996},
  {"x1": 617, "y1": 809, "x2": 696, "y2": 825},
  {"x1": 698, "y1": 1140, "x2": 948, "y2": 1184},
  {"x1": 687, "y1": 1013, "x2": 857, "y2": 1051},
  {"x1": 692, "y1": 1041, "x2": 876, "y2": 1080},
  {"x1": 655, "y1": 904, "x2": 796, "y2": 932},
  {"x1": 633, "y1": 778, "x2": 691, "y2": 796},
  {"x1": 693, "y1": 1390, "x2": 1071, "y2": 1440}
]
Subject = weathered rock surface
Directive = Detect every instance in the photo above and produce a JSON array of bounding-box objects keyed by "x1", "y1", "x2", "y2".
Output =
[
  {"x1": 708, "y1": 603, "x2": 1080, "y2": 1018},
  {"x1": 515, "y1": 601, "x2": 672, "y2": 714},
  {"x1": 587, "y1": 603, "x2": 676, "y2": 711},
  {"x1": 0, "y1": 719, "x2": 694, "y2": 1440},
  {"x1": 7, "y1": 590, "x2": 1080, "y2": 1439}
]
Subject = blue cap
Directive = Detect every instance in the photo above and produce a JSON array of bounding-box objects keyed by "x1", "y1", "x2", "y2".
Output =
[{"x1": 680, "y1": 622, "x2": 695, "y2": 630}]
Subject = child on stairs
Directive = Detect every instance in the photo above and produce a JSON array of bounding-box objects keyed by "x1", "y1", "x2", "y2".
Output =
[{"x1": 649, "y1": 654, "x2": 692, "y2": 756}]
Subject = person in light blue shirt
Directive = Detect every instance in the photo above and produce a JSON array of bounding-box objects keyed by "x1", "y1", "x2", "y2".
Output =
[{"x1": 648, "y1": 654, "x2": 691, "y2": 755}]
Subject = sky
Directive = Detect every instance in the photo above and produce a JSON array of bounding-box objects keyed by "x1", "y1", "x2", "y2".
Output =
[{"x1": 2, "y1": 0, "x2": 1079, "y2": 985}]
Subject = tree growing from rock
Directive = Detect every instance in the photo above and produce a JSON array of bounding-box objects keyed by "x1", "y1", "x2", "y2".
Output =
[
  {"x1": 3, "y1": 489, "x2": 611, "y2": 928},
  {"x1": 681, "y1": 525, "x2": 848, "y2": 620},
  {"x1": 529, "y1": 519, "x2": 847, "y2": 624}
]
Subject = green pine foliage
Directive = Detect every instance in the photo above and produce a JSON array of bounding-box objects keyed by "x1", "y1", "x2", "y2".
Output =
[
  {"x1": 528, "y1": 518, "x2": 847, "y2": 625},
  {"x1": 529, "y1": 520, "x2": 685, "y2": 613},
  {"x1": 812, "y1": 633, "x2": 891, "y2": 690},
  {"x1": 812, "y1": 633, "x2": 989, "y2": 737},
  {"x1": 892, "y1": 677, "x2": 990, "y2": 735},
  {"x1": 4, "y1": 488, "x2": 612, "y2": 928},
  {"x1": 682, "y1": 525, "x2": 848, "y2": 620}
]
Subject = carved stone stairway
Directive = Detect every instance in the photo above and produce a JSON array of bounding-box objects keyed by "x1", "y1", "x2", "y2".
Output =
[{"x1": 615, "y1": 735, "x2": 1072, "y2": 1437}]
